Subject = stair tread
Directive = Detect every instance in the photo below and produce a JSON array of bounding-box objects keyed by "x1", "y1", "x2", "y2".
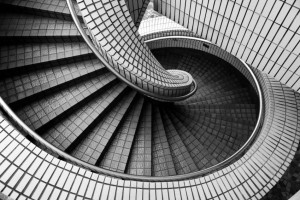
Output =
[
  {"x1": 99, "y1": 96, "x2": 144, "y2": 172},
  {"x1": 0, "y1": 42, "x2": 92, "y2": 71},
  {"x1": 126, "y1": 101, "x2": 152, "y2": 176},
  {"x1": 168, "y1": 111, "x2": 220, "y2": 169},
  {"x1": 187, "y1": 94, "x2": 253, "y2": 105},
  {"x1": 0, "y1": 58, "x2": 105, "y2": 104},
  {"x1": 174, "y1": 108, "x2": 255, "y2": 137},
  {"x1": 161, "y1": 109, "x2": 198, "y2": 174},
  {"x1": 0, "y1": 12, "x2": 80, "y2": 38},
  {"x1": 0, "y1": 0, "x2": 82, "y2": 19},
  {"x1": 44, "y1": 83, "x2": 129, "y2": 152},
  {"x1": 176, "y1": 109, "x2": 257, "y2": 125},
  {"x1": 187, "y1": 86, "x2": 251, "y2": 104},
  {"x1": 70, "y1": 89, "x2": 136, "y2": 165},
  {"x1": 152, "y1": 106, "x2": 176, "y2": 176},
  {"x1": 15, "y1": 73, "x2": 117, "y2": 130},
  {"x1": 176, "y1": 104, "x2": 257, "y2": 122},
  {"x1": 187, "y1": 90, "x2": 254, "y2": 105},
  {"x1": 173, "y1": 111, "x2": 239, "y2": 162}
]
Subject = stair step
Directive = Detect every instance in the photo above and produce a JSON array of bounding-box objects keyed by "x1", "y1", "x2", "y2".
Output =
[
  {"x1": 188, "y1": 92, "x2": 253, "y2": 105},
  {"x1": 173, "y1": 111, "x2": 238, "y2": 163},
  {"x1": 68, "y1": 89, "x2": 136, "y2": 165},
  {"x1": 175, "y1": 108, "x2": 254, "y2": 141},
  {"x1": 0, "y1": 0, "x2": 82, "y2": 21},
  {"x1": 176, "y1": 108, "x2": 257, "y2": 126},
  {"x1": 43, "y1": 83, "x2": 129, "y2": 151},
  {"x1": 181, "y1": 114, "x2": 254, "y2": 148},
  {"x1": 0, "y1": 42, "x2": 92, "y2": 73},
  {"x1": 0, "y1": 58, "x2": 106, "y2": 104},
  {"x1": 168, "y1": 111, "x2": 220, "y2": 169},
  {"x1": 152, "y1": 106, "x2": 176, "y2": 176},
  {"x1": 15, "y1": 73, "x2": 117, "y2": 130},
  {"x1": 126, "y1": 101, "x2": 152, "y2": 176},
  {"x1": 184, "y1": 84, "x2": 242, "y2": 104},
  {"x1": 186, "y1": 77, "x2": 246, "y2": 103},
  {"x1": 189, "y1": 88, "x2": 251, "y2": 104},
  {"x1": 176, "y1": 104, "x2": 257, "y2": 122},
  {"x1": 0, "y1": 12, "x2": 82, "y2": 44},
  {"x1": 160, "y1": 109, "x2": 198, "y2": 174},
  {"x1": 99, "y1": 96, "x2": 144, "y2": 172}
]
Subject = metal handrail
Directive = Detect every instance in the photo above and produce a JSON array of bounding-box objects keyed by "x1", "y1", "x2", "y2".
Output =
[{"x1": 66, "y1": 0, "x2": 196, "y2": 102}]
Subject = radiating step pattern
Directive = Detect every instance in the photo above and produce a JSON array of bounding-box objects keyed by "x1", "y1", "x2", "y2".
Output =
[
  {"x1": 0, "y1": 12, "x2": 81, "y2": 43},
  {"x1": 0, "y1": 1, "x2": 299, "y2": 200},
  {"x1": 69, "y1": 89, "x2": 136, "y2": 165},
  {"x1": 42, "y1": 82, "x2": 127, "y2": 151},
  {"x1": 161, "y1": 109, "x2": 198, "y2": 174},
  {"x1": 0, "y1": 58, "x2": 103, "y2": 104},
  {"x1": 152, "y1": 106, "x2": 176, "y2": 176},
  {"x1": 168, "y1": 111, "x2": 219, "y2": 169},
  {"x1": 99, "y1": 97, "x2": 144, "y2": 172},
  {"x1": 0, "y1": 0, "x2": 82, "y2": 20},
  {"x1": 0, "y1": 0, "x2": 260, "y2": 181},
  {"x1": 15, "y1": 73, "x2": 117, "y2": 130},
  {"x1": 0, "y1": 42, "x2": 92, "y2": 72},
  {"x1": 125, "y1": 102, "x2": 152, "y2": 176}
]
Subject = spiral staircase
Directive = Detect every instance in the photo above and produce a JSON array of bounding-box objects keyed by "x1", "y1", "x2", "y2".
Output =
[{"x1": 0, "y1": 0, "x2": 300, "y2": 200}]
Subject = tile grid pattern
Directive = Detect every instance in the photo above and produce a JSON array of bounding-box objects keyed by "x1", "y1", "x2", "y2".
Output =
[
  {"x1": 147, "y1": 37, "x2": 259, "y2": 94},
  {"x1": 0, "y1": 42, "x2": 92, "y2": 71},
  {"x1": 139, "y1": 16, "x2": 187, "y2": 36},
  {"x1": 125, "y1": 0, "x2": 150, "y2": 28},
  {"x1": 152, "y1": 49, "x2": 251, "y2": 105},
  {"x1": 168, "y1": 111, "x2": 220, "y2": 169},
  {"x1": 151, "y1": 46, "x2": 258, "y2": 167},
  {"x1": 0, "y1": 58, "x2": 104, "y2": 104},
  {"x1": 15, "y1": 73, "x2": 116, "y2": 130},
  {"x1": 126, "y1": 102, "x2": 152, "y2": 176},
  {"x1": 43, "y1": 81, "x2": 125, "y2": 151},
  {"x1": 0, "y1": 71, "x2": 300, "y2": 199},
  {"x1": 175, "y1": 107, "x2": 254, "y2": 153},
  {"x1": 0, "y1": 0, "x2": 82, "y2": 20},
  {"x1": 152, "y1": 107, "x2": 176, "y2": 176},
  {"x1": 160, "y1": 109, "x2": 198, "y2": 175},
  {"x1": 173, "y1": 109, "x2": 238, "y2": 163},
  {"x1": 0, "y1": 12, "x2": 81, "y2": 41},
  {"x1": 76, "y1": 0, "x2": 194, "y2": 98},
  {"x1": 154, "y1": 0, "x2": 300, "y2": 93},
  {"x1": 99, "y1": 97, "x2": 144, "y2": 172},
  {"x1": 69, "y1": 89, "x2": 135, "y2": 165}
]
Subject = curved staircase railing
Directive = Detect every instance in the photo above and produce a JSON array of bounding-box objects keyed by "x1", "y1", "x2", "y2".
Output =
[
  {"x1": 66, "y1": 0, "x2": 197, "y2": 102},
  {"x1": 0, "y1": 36, "x2": 265, "y2": 181}
]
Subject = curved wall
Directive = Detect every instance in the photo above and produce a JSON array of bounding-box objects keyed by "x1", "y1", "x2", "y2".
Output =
[
  {"x1": 1, "y1": 68, "x2": 299, "y2": 199},
  {"x1": 154, "y1": 0, "x2": 300, "y2": 93},
  {"x1": 0, "y1": 1, "x2": 300, "y2": 199}
]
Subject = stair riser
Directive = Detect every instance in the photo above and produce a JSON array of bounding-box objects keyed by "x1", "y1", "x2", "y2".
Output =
[{"x1": 36, "y1": 78, "x2": 119, "y2": 134}]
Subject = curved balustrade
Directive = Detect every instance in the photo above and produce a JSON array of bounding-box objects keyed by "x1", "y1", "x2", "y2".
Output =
[
  {"x1": 67, "y1": 0, "x2": 196, "y2": 102},
  {"x1": 1, "y1": 69, "x2": 299, "y2": 199},
  {"x1": 0, "y1": 32, "x2": 265, "y2": 181}
]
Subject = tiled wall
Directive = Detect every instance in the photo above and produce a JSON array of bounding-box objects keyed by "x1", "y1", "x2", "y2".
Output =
[
  {"x1": 154, "y1": 0, "x2": 300, "y2": 93},
  {"x1": 146, "y1": 35, "x2": 259, "y2": 94},
  {"x1": 75, "y1": 0, "x2": 194, "y2": 98},
  {"x1": 125, "y1": 0, "x2": 150, "y2": 28},
  {"x1": 139, "y1": 16, "x2": 187, "y2": 36}
]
